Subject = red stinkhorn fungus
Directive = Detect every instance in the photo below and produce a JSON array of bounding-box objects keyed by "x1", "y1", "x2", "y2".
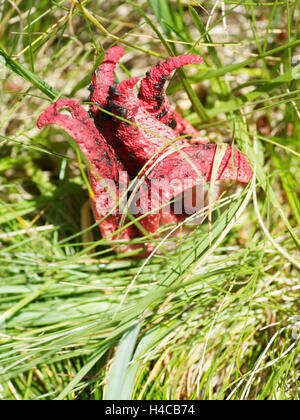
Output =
[{"x1": 37, "y1": 46, "x2": 252, "y2": 254}]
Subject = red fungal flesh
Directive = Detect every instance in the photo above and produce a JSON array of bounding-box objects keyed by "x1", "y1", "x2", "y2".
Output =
[
  {"x1": 37, "y1": 47, "x2": 253, "y2": 254},
  {"x1": 138, "y1": 55, "x2": 206, "y2": 139},
  {"x1": 90, "y1": 46, "x2": 125, "y2": 115},
  {"x1": 117, "y1": 77, "x2": 140, "y2": 93},
  {"x1": 37, "y1": 99, "x2": 137, "y2": 248},
  {"x1": 110, "y1": 96, "x2": 178, "y2": 170},
  {"x1": 138, "y1": 145, "x2": 252, "y2": 238},
  {"x1": 37, "y1": 99, "x2": 122, "y2": 180},
  {"x1": 104, "y1": 82, "x2": 190, "y2": 176},
  {"x1": 148, "y1": 144, "x2": 253, "y2": 198},
  {"x1": 138, "y1": 55, "x2": 204, "y2": 110}
]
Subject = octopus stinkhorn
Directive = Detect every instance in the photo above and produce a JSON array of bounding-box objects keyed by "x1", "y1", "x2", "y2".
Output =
[{"x1": 37, "y1": 46, "x2": 252, "y2": 253}]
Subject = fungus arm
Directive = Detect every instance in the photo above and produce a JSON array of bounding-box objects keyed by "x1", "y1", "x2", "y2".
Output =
[
  {"x1": 89, "y1": 46, "x2": 125, "y2": 115},
  {"x1": 37, "y1": 98, "x2": 136, "y2": 245},
  {"x1": 138, "y1": 55, "x2": 205, "y2": 138}
]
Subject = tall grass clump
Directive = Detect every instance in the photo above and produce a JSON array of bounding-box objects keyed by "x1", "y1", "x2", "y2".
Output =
[{"x1": 0, "y1": 0, "x2": 299, "y2": 400}]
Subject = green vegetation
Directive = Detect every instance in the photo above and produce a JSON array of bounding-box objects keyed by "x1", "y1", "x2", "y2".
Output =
[{"x1": 0, "y1": 0, "x2": 299, "y2": 400}]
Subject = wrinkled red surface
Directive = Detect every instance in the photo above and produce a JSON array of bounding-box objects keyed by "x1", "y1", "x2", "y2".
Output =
[
  {"x1": 148, "y1": 145, "x2": 252, "y2": 186},
  {"x1": 137, "y1": 144, "x2": 252, "y2": 236},
  {"x1": 105, "y1": 85, "x2": 188, "y2": 174},
  {"x1": 37, "y1": 99, "x2": 122, "y2": 180},
  {"x1": 89, "y1": 46, "x2": 125, "y2": 115},
  {"x1": 37, "y1": 47, "x2": 253, "y2": 254},
  {"x1": 138, "y1": 55, "x2": 205, "y2": 138},
  {"x1": 90, "y1": 49, "x2": 205, "y2": 144},
  {"x1": 37, "y1": 99, "x2": 137, "y2": 250}
]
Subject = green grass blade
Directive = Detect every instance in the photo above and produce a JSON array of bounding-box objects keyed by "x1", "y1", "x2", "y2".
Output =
[
  {"x1": 104, "y1": 323, "x2": 141, "y2": 400},
  {"x1": 0, "y1": 46, "x2": 59, "y2": 99}
]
